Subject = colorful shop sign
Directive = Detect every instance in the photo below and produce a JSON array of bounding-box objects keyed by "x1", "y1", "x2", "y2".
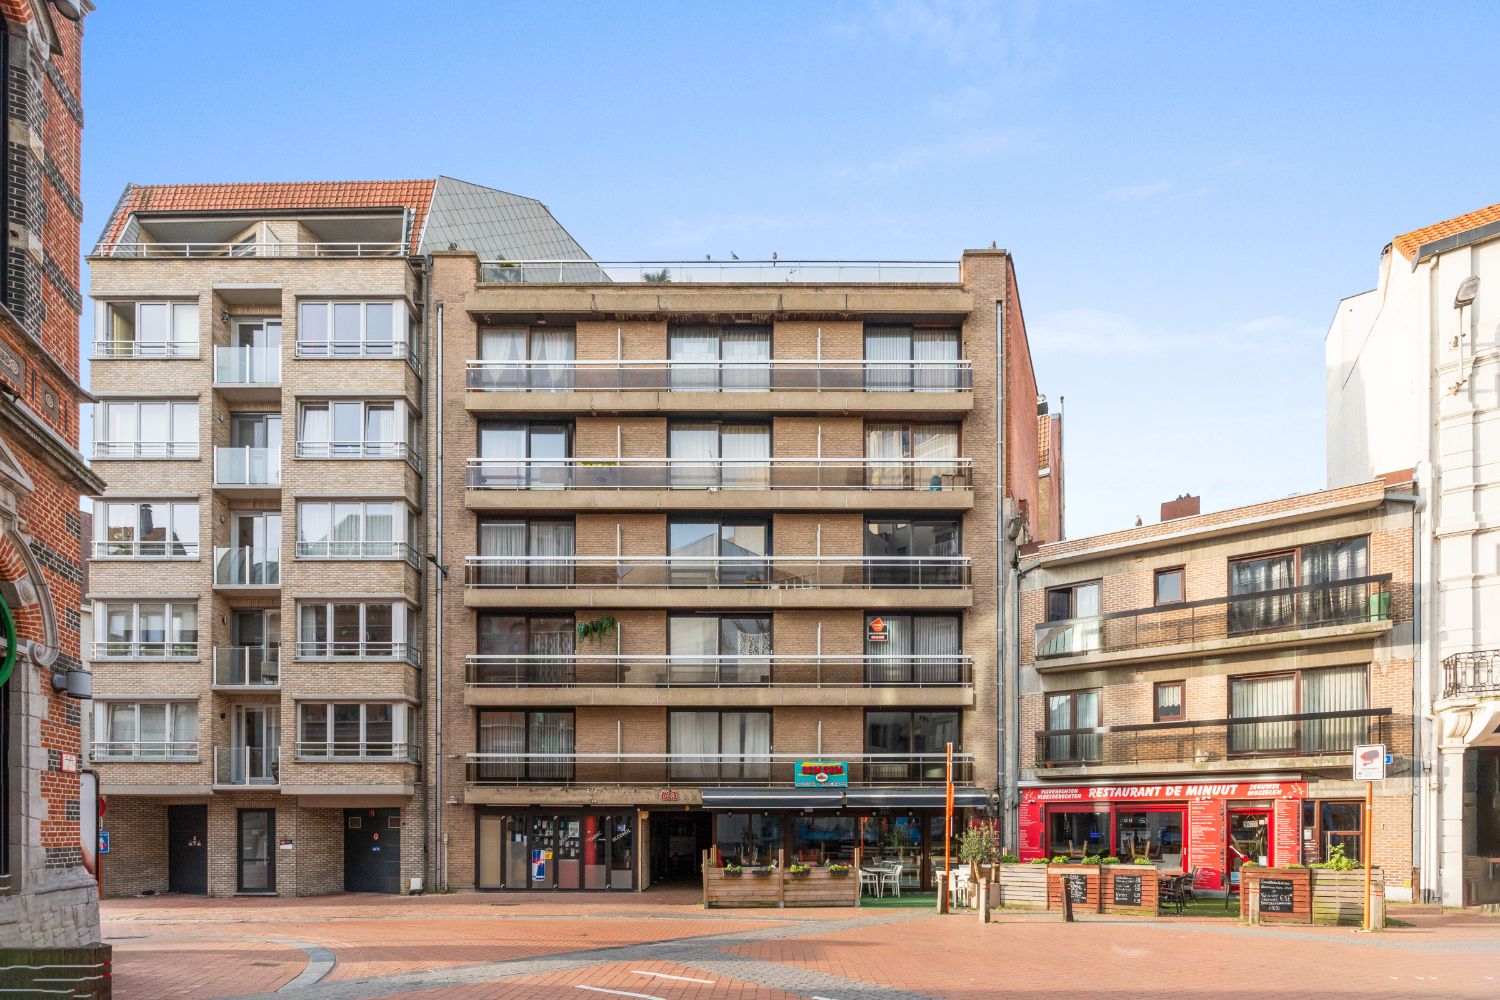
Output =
[{"x1": 794, "y1": 760, "x2": 848, "y2": 787}]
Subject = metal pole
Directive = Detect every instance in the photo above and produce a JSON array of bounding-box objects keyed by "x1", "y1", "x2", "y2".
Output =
[
  {"x1": 1363, "y1": 779, "x2": 1374, "y2": 931},
  {"x1": 939, "y1": 741, "x2": 954, "y2": 914}
]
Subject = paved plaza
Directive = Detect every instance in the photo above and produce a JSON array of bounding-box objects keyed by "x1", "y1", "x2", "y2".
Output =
[{"x1": 101, "y1": 892, "x2": 1500, "y2": 999}]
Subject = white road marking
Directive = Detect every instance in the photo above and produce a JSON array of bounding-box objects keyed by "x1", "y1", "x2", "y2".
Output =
[
  {"x1": 575, "y1": 988, "x2": 666, "y2": 1000},
  {"x1": 631, "y1": 970, "x2": 715, "y2": 984}
]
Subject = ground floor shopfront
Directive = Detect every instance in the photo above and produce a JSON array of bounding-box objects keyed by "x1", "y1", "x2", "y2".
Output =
[{"x1": 1019, "y1": 779, "x2": 1405, "y2": 892}]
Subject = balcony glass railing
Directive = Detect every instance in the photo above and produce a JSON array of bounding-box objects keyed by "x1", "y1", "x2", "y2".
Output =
[
  {"x1": 466, "y1": 751, "x2": 972, "y2": 787},
  {"x1": 214, "y1": 745, "x2": 280, "y2": 785},
  {"x1": 465, "y1": 358, "x2": 972, "y2": 393},
  {"x1": 1034, "y1": 575, "x2": 1394, "y2": 660},
  {"x1": 213, "y1": 547, "x2": 280, "y2": 587},
  {"x1": 464, "y1": 555, "x2": 971, "y2": 590},
  {"x1": 1442, "y1": 650, "x2": 1500, "y2": 698},
  {"x1": 214, "y1": 447, "x2": 281, "y2": 486},
  {"x1": 214, "y1": 346, "x2": 281, "y2": 385},
  {"x1": 295, "y1": 741, "x2": 416, "y2": 762},
  {"x1": 476, "y1": 259, "x2": 960, "y2": 285},
  {"x1": 91, "y1": 640, "x2": 198, "y2": 660},
  {"x1": 212, "y1": 646, "x2": 280, "y2": 687},
  {"x1": 91, "y1": 741, "x2": 197, "y2": 761},
  {"x1": 465, "y1": 457, "x2": 973, "y2": 491},
  {"x1": 464, "y1": 654, "x2": 972, "y2": 687},
  {"x1": 90, "y1": 539, "x2": 199, "y2": 559}
]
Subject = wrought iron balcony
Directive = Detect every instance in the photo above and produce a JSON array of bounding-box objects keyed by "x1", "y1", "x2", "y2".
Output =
[
  {"x1": 465, "y1": 654, "x2": 972, "y2": 688},
  {"x1": 464, "y1": 555, "x2": 971, "y2": 590},
  {"x1": 1035, "y1": 575, "x2": 1394, "y2": 661},
  {"x1": 213, "y1": 746, "x2": 280, "y2": 786},
  {"x1": 465, "y1": 751, "x2": 973, "y2": 787},
  {"x1": 212, "y1": 646, "x2": 280, "y2": 688},
  {"x1": 465, "y1": 358, "x2": 972, "y2": 392},
  {"x1": 465, "y1": 457, "x2": 972, "y2": 491},
  {"x1": 1035, "y1": 707, "x2": 1393, "y2": 768},
  {"x1": 1442, "y1": 650, "x2": 1500, "y2": 698}
]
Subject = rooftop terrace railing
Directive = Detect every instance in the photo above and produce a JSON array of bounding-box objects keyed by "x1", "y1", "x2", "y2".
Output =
[
  {"x1": 478, "y1": 259, "x2": 961, "y2": 285},
  {"x1": 93, "y1": 241, "x2": 406, "y2": 259}
]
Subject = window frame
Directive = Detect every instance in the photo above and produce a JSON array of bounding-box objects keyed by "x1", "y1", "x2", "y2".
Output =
[
  {"x1": 93, "y1": 700, "x2": 199, "y2": 760},
  {"x1": 94, "y1": 299, "x2": 201, "y2": 359},
  {"x1": 295, "y1": 399, "x2": 411, "y2": 461},
  {"x1": 1153, "y1": 680, "x2": 1185, "y2": 722},
  {"x1": 94, "y1": 499, "x2": 200, "y2": 559},
  {"x1": 294, "y1": 600, "x2": 411, "y2": 662},
  {"x1": 1153, "y1": 567, "x2": 1185, "y2": 606},
  {"x1": 295, "y1": 299, "x2": 411, "y2": 362},
  {"x1": 667, "y1": 709, "x2": 773, "y2": 781},
  {"x1": 295, "y1": 499, "x2": 413, "y2": 563},
  {"x1": 95, "y1": 399, "x2": 200, "y2": 459},
  {"x1": 94, "y1": 600, "x2": 199, "y2": 659},
  {"x1": 1041, "y1": 687, "x2": 1101, "y2": 764},
  {"x1": 474, "y1": 708, "x2": 577, "y2": 782},
  {"x1": 296, "y1": 701, "x2": 406, "y2": 759},
  {"x1": 1226, "y1": 665, "x2": 1371, "y2": 756}
]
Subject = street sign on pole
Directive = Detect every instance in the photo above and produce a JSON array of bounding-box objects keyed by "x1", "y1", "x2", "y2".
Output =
[
  {"x1": 1352, "y1": 743, "x2": 1385, "y2": 931},
  {"x1": 1353, "y1": 744, "x2": 1386, "y2": 781}
]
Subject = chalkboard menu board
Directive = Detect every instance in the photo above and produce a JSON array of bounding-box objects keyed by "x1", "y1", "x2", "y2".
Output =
[
  {"x1": 1062, "y1": 872, "x2": 1088, "y2": 903},
  {"x1": 1258, "y1": 877, "x2": 1294, "y2": 914},
  {"x1": 1112, "y1": 873, "x2": 1143, "y2": 907}
]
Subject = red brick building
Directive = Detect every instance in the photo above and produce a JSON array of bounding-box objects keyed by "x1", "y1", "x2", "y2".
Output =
[{"x1": 0, "y1": 0, "x2": 109, "y2": 990}]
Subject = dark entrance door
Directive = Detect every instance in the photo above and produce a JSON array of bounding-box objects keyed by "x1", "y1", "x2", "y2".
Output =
[
  {"x1": 237, "y1": 808, "x2": 275, "y2": 893},
  {"x1": 650, "y1": 811, "x2": 712, "y2": 884},
  {"x1": 167, "y1": 804, "x2": 207, "y2": 894},
  {"x1": 344, "y1": 807, "x2": 401, "y2": 893}
]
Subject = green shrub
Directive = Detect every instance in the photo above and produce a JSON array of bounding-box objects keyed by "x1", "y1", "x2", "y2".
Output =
[
  {"x1": 1133, "y1": 857, "x2": 1154, "y2": 865},
  {"x1": 1050, "y1": 855, "x2": 1069, "y2": 863},
  {"x1": 1101, "y1": 856, "x2": 1121, "y2": 864},
  {"x1": 998, "y1": 855, "x2": 1020, "y2": 864},
  {"x1": 1309, "y1": 843, "x2": 1361, "y2": 871}
]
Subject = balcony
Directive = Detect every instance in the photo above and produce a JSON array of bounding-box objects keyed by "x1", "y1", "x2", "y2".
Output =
[
  {"x1": 213, "y1": 746, "x2": 280, "y2": 787},
  {"x1": 94, "y1": 441, "x2": 197, "y2": 460},
  {"x1": 1442, "y1": 650, "x2": 1500, "y2": 699},
  {"x1": 477, "y1": 259, "x2": 960, "y2": 284},
  {"x1": 466, "y1": 359, "x2": 971, "y2": 394},
  {"x1": 93, "y1": 340, "x2": 198, "y2": 360},
  {"x1": 294, "y1": 339, "x2": 416, "y2": 369},
  {"x1": 294, "y1": 741, "x2": 417, "y2": 763},
  {"x1": 91, "y1": 640, "x2": 198, "y2": 661},
  {"x1": 465, "y1": 751, "x2": 973, "y2": 787},
  {"x1": 95, "y1": 241, "x2": 405, "y2": 259},
  {"x1": 90, "y1": 539, "x2": 199, "y2": 560},
  {"x1": 295, "y1": 539, "x2": 420, "y2": 567},
  {"x1": 91, "y1": 741, "x2": 197, "y2": 762},
  {"x1": 213, "y1": 346, "x2": 281, "y2": 399},
  {"x1": 213, "y1": 547, "x2": 281, "y2": 589},
  {"x1": 214, "y1": 447, "x2": 281, "y2": 494},
  {"x1": 1033, "y1": 575, "x2": 1394, "y2": 669},
  {"x1": 465, "y1": 457, "x2": 972, "y2": 512},
  {"x1": 295, "y1": 441, "x2": 421, "y2": 470},
  {"x1": 463, "y1": 556, "x2": 972, "y2": 611},
  {"x1": 211, "y1": 647, "x2": 280, "y2": 689},
  {"x1": 294, "y1": 640, "x2": 420, "y2": 666},
  {"x1": 1034, "y1": 708, "x2": 1394, "y2": 773}
]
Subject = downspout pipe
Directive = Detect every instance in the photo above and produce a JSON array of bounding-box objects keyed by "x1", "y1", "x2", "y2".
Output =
[
  {"x1": 1381, "y1": 487, "x2": 1424, "y2": 900},
  {"x1": 433, "y1": 299, "x2": 445, "y2": 889}
]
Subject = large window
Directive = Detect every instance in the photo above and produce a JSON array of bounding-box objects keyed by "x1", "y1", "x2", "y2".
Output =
[
  {"x1": 94, "y1": 701, "x2": 198, "y2": 759},
  {"x1": 475, "y1": 519, "x2": 576, "y2": 586},
  {"x1": 297, "y1": 501, "x2": 410, "y2": 561},
  {"x1": 95, "y1": 500, "x2": 198, "y2": 558},
  {"x1": 95, "y1": 300, "x2": 199, "y2": 358},
  {"x1": 863, "y1": 613, "x2": 962, "y2": 684},
  {"x1": 296, "y1": 601, "x2": 408, "y2": 660},
  {"x1": 95, "y1": 400, "x2": 198, "y2": 459},
  {"x1": 474, "y1": 614, "x2": 575, "y2": 684},
  {"x1": 668, "y1": 517, "x2": 770, "y2": 586},
  {"x1": 864, "y1": 517, "x2": 962, "y2": 586},
  {"x1": 864, "y1": 423, "x2": 961, "y2": 488},
  {"x1": 668, "y1": 421, "x2": 769, "y2": 488},
  {"x1": 297, "y1": 300, "x2": 408, "y2": 358},
  {"x1": 1038, "y1": 580, "x2": 1101, "y2": 657},
  {"x1": 1228, "y1": 665, "x2": 1368, "y2": 755},
  {"x1": 1301, "y1": 800, "x2": 1363, "y2": 865},
  {"x1": 863, "y1": 326, "x2": 961, "y2": 391},
  {"x1": 668, "y1": 614, "x2": 771, "y2": 683},
  {"x1": 864, "y1": 710, "x2": 959, "y2": 781},
  {"x1": 715, "y1": 813, "x2": 782, "y2": 867},
  {"x1": 1043, "y1": 689, "x2": 1100, "y2": 764},
  {"x1": 1229, "y1": 537, "x2": 1370, "y2": 634},
  {"x1": 1048, "y1": 809, "x2": 1108, "y2": 859},
  {"x1": 476, "y1": 709, "x2": 575, "y2": 781},
  {"x1": 668, "y1": 324, "x2": 770, "y2": 391},
  {"x1": 297, "y1": 702, "x2": 404, "y2": 758},
  {"x1": 1116, "y1": 809, "x2": 1184, "y2": 867},
  {"x1": 669, "y1": 710, "x2": 771, "y2": 781},
  {"x1": 474, "y1": 421, "x2": 572, "y2": 488},
  {"x1": 96, "y1": 601, "x2": 198, "y2": 659},
  {"x1": 475, "y1": 325, "x2": 576, "y2": 390},
  {"x1": 297, "y1": 400, "x2": 409, "y2": 459}
]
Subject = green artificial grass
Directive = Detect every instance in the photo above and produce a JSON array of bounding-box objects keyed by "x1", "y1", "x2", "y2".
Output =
[{"x1": 861, "y1": 891, "x2": 940, "y2": 909}]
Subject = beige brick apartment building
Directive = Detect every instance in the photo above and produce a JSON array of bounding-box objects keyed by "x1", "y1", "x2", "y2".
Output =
[
  {"x1": 86, "y1": 178, "x2": 590, "y2": 897},
  {"x1": 1016, "y1": 479, "x2": 1417, "y2": 899},
  {"x1": 425, "y1": 251, "x2": 1060, "y2": 892}
]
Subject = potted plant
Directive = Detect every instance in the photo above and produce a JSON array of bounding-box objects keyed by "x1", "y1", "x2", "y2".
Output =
[
  {"x1": 788, "y1": 863, "x2": 811, "y2": 878},
  {"x1": 827, "y1": 863, "x2": 851, "y2": 877},
  {"x1": 1132, "y1": 857, "x2": 1154, "y2": 865},
  {"x1": 722, "y1": 863, "x2": 742, "y2": 877},
  {"x1": 958, "y1": 822, "x2": 1000, "y2": 881},
  {"x1": 750, "y1": 865, "x2": 774, "y2": 878},
  {"x1": 577, "y1": 616, "x2": 618, "y2": 643}
]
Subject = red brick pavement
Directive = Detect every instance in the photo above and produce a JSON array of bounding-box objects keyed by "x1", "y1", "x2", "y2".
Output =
[
  {"x1": 109, "y1": 937, "x2": 305, "y2": 999},
  {"x1": 376, "y1": 960, "x2": 801, "y2": 1000}
]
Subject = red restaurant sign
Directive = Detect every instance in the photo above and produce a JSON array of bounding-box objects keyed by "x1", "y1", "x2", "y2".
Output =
[{"x1": 1020, "y1": 781, "x2": 1306, "y2": 804}]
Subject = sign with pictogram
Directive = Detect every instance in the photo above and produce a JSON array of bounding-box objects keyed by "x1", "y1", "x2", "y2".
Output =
[{"x1": 867, "y1": 617, "x2": 888, "y2": 642}]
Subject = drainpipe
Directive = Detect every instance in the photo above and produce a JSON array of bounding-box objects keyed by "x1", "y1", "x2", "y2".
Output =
[
  {"x1": 1382, "y1": 489, "x2": 1422, "y2": 900},
  {"x1": 432, "y1": 299, "x2": 445, "y2": 889},
  {"x1": 994, "y1": 297, "x2": 1008, "y2": 839}
]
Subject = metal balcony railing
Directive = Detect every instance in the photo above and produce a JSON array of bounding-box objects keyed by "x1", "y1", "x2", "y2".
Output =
[
  {"x1": 94, "y1": 241, "x2": 405, "y2": 259},
  {"x1": 91, "y1": 640, "x2": 198, "y2": 661},
  {"x1": 91, "y1": 741, "x2": 197, "y2": 761},
  {"x1": 465, "y1": 751, "x2": 973, "y2": 787},
  {"x1": 1035, "y1": 575, "x2": 1394, "y2": 660},
  {"x1": 1442, "y1": 649, "x2": 1500, "y2": 698},
  {"x1": 1035, "y1": 708, "x2": 1394, "y2": 767},
  {"x1": 294, "y1": 339, "x2": 411, "y2": 360},
  {"x1": 464, "y1": 654, "x2": 973, "y2": 688},
  {"x1": 213, "y1": 547, "x2": 280, "y2": 587},
  {"x1": 477, "y1": 259, "x2": 960, "y2": 284},
  {"x1": 465, "y1": 358, "x2": 972, "y2": 392},
  {"x1": 294, "y1": 539, "x2": 419, "y2": 566},
  {"x1": 213, "y1": 746, "x2": 280, "y2": 786},
  {"x1": 90, "y1": 539, "x2": 199, "y2": 559},
  {"x1": 295, "y1": 441, "x2": 411, "y2": 460},
  {"x1": 92, "y1": 340, "x2": 198, "y2": 360},
  {"x1": 464, "y1": 555, "x2": 971, "y2": 590},
  {"x1": 295, "y1": 741, "x2": 417, "y2": 762},
  {"x1": 214, "y1": 447, "x2": 281, "y2": 486},
  {"x1": 294, "y1": 641, "x2": 420, "y2": 666},
  {"x1": 212, "y1": 647, "x2": 280, "y2": 688},
  {"x1": 94, "y1": 441, "x2": 197, "y2": 460},
  {"x1": 214, "y1": 346, "x2": 281, "y2": 385},
  {"x1": 465, "y1": 457, "x2": 973, "y2": 491}
]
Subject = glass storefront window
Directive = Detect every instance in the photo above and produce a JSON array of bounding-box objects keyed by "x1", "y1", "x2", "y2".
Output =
[
  {"x1": 793, "y1": 816, "x2": 857, "y2": 865},
  {"x1": 1115, "y1": 810, "x2": 1184, "y2": 867},
  {"x1": 1048, "y1": 809, "x2": 1108, "y2": 858},
  {"x1": 861, "y1": 815, "x2": 923, "y2": 889},
  {"x1": 715, "y1": 812, "x2": 781, "y2": 867}
]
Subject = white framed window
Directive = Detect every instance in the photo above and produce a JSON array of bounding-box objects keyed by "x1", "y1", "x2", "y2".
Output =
[
  {"x1": 296, "y1": 701, "x2": 407, "y2": 759},
  {"x1": 94, "y1": 500, "x2": 199, "y2": 559},
  {"x1": 295, "y1": 600, "x2": 412, "y2": 662},
  {"x1": 296, "y1": 500, "x2": 413, "y2": 562},
  {"x1": 296, "y1": 301, "x2": 408, "y2": 359},
  {"x1": 94, "y1": 601, "x2": 198, "y2": 659},
  {"x1": 93, "y1": 300, "x2": 199, "y2": 359},
  {"x1": 92, "y1": 701, "x2": 198, "y2": 760},
  {"x1": 295, "y1": 400, "x2": 412, "y2": 460},
  {"x1": 95, "y1": 400, "x2": 198, "y2": 459}
]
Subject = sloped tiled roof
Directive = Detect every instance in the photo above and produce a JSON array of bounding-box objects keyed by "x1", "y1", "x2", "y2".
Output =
[
  {"x1": 1393, "y1": 200, "x2": 1500, "y2": 260},
  {"x1": 419, "y1": 176, "x2": 597, "y2": 275},
  {"x1": 97, "y1": 179, "x2": 438, "y2": 252}
]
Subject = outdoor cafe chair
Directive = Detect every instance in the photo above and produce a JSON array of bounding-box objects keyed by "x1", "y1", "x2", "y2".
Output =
[
  {"x1": 860, "y1": 866, "x2": 882, "y2": 898},
  {"x1": 879, "y1": 863, "x2": 903, "y2": 898},
  {"x1": 1157, "y1": 875, "x2": 1186, "y2": 914},
  {"x1": 1182, "y1": 867, "x2": 1199, "y2": 904}
]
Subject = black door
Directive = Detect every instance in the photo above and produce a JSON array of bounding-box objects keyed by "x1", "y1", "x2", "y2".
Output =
[
  {"x1": 344, "y1": 808, "x2": 401, "y2": 893},
  {"x1": 237, "y1": 808, "x2": 275, "y2": 893},
  {"x1": 167, "y1": 805, "x2": 208, "y2": 894}
]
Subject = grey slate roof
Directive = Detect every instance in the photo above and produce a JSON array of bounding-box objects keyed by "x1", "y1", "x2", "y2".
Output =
[{"x1": 419, "y1": 176, "x2": 602, "y2": 280}]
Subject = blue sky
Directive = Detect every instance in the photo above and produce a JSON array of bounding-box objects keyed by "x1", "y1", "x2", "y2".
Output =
[{"x1": 80, "y1": 1, "x2": 1500, "y2": 537}]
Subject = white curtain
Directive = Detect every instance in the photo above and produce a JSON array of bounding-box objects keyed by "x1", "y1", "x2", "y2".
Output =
[
  {"x1": 866, "y1": 423, "x2": 908, "y2": 488},
  {"x1": 108, "y1": 704, "x2": 135, "y2": 744},
  {"x1": 1230, "y1": 555, "x2": 1294, "y2": 632},
  {"x1": 529, "y1": 522, "x2": 575, "y2": 586},
  {"x1": 172, "y1": 704, "x2": 197, "y2": 748},
  {"x1": 669, "y1": 423, "x2": 719, "y2": 488},
  {"x1": 299, "y1": 406, "x2": 329, "y2": 449},
  {"x1": 913, "y1": 425, "x2": 959, "y2": 489},
  {"x1": 912, "y1": 330, "x2": 960, "y2": 390},
  {"x1": 1230, "y1": 674, "x2": 1295, "y2": 753},
  {"x1": 139, "y1": 704, "x2": 167, "y2": 756},
  {"x1": 723, "y1": 711, "x2": 771, "y2": 780},
  {"x1": 720, "y1": 424, "x2": 769, "y2": 488},
  {"x1": 1302, "y1": 666, "x2": 1367, "y2": 752},
  {"x1": 669, "y1": 617, "x2": 718, "y2": 684},
  {"x1": 720, "y1": 328, "x2": 770, "y2": 391},
  {"x1": 867, "y1": 614, "x2": 911, "y2": 684},
  {"x1": 530, "y1": 712, "x2": 574, "y2": 780},
  {"x1": 669, "y1": 327, "x2": 718, "y2": 391},
  {"x1": 478, "y1": 424, "x2": 527, "y2": 488},
  {"x1": 914, "y1": 615, "x2": 961, "y2": 683},
  {"x1": 479, "y1": 522, "x2": 526, "y2": 587},
  {"x1": 530, "y1": 328, "x2": 575, "y2": 390},
  {"x1": 364, "y1": 405, "x2": 396, "y2": 451},
  {"x1": 365, "y1": 503, "x2": 395, "y2": 557},
  {"x1": 670, "y1": 711, "x2": 720, "y2": 780},
  {"x1": 332, "y1": 502, "x2": 361, "y2": 557},
  {"x1": 864, "y1": 327, "x2": 910, "y2": 391},
  {"x1": 478, "y1": 328, "x2": 526, "y2": 390},
  {"x1": 171, "y1": 303, "x2": 198, "y2": 352},
  {"x1": 1302, "y1": 539, "x2": 1370, "y2": 624}
]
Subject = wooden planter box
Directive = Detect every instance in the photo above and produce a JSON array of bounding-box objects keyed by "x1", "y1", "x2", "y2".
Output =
[
  {"x1": 1046, "y1": 864, "x2": 1102, "y2": 913},
  {"x1": 1100, "y1": 864, "x2": 1160, "y2": 916},
  {"x1": 1311, "y1": 868, "x2": 1384, "y2": 927},
  {"x1": 1242, "y1": 867, "x2": 1312, "y2": 925},
  {"x1": 702, "y1": 850, "x2": 862, "y2": 909},
  {"x1": 992, "y1": 863, "x2": 1050, "y2": 909}
]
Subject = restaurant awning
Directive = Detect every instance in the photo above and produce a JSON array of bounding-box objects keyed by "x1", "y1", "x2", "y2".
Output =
[
  {"x1": 699, "y1": 788, "x2": 844, "y2": 810},
  {"x1": 844, "y1": 787, "x2": 990, "y2": 810}
]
